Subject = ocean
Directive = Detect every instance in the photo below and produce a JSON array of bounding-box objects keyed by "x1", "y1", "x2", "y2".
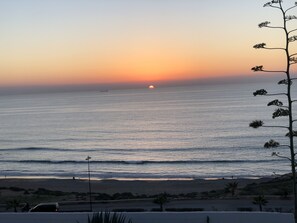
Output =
[{"x1": 0, "y1": 81, "x2": 295, "y2": 180}]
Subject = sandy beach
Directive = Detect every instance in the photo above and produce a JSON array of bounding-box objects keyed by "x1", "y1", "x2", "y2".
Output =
[
  {"x1": 0, "y1": 177, "x2": 271, "y2": 195},
  {"x1": 1, "y1": 176, "x2": 294, "y2": 213}
]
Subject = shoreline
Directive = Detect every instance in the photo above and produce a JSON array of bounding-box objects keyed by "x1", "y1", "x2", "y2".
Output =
[{"x1": 0, "y1": 174, "x2": 276, "y2": 181}]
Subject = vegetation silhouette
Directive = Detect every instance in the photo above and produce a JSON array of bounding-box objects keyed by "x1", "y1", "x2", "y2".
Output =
[
  {"x1": 225, "y1": 182, "x2": 238, "y2": 196},
  {"x1": 250, "y1": 0, "x2": 297, "y2": 221},
  {"x1": 153, "y1": 193, "x2": 170, "y2": 212},
  {"x1": 6, "y1": 199, "x2": 20, "y2": 212},
  {"x1": 82, "y1": 212, "x2": 132, "y2": 223},
  {"x1": 252, "y1": 195, "x2": 268, "y2": 212}
]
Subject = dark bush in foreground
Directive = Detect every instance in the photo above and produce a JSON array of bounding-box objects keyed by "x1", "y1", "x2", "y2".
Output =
[{"x1": 85, "y1": 212, "x2": 132, "y2": 223}]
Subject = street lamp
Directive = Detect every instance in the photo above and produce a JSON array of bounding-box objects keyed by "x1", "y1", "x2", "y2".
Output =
[{"x1": 86, "y1": 156, "x2": 92, "y2": 212}]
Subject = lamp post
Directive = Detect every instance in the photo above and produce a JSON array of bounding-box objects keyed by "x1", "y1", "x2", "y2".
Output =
[{"x1": 86, "y1": 156, "x2": 92, "y2": 212}]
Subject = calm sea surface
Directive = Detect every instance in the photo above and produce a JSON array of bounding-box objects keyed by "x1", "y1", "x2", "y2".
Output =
[{"x1": 0, "y1": 81, "x2": 295, "y2": 180}]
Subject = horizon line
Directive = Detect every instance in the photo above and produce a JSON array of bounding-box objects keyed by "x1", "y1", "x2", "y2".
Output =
[{"x1": 0, "y1": 75, "x2": 279, "y2": 96}]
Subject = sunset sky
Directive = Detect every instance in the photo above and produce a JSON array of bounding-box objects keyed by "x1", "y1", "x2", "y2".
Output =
[{"x1": 0, "y1": 0, "x2": 295, "y2": 87}]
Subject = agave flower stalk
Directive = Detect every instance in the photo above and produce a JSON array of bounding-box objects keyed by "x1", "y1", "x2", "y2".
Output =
[{"x1": 250, "y1": 1, "x2": 297, "y2": 222}]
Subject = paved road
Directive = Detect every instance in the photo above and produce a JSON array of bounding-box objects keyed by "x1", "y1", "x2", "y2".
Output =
[
  {"x1": 59, "y1": 198, "x2": 294, "y2": 213},
  {"x1": 0, "y1": 198, "x2": 293, "y2": 213}
]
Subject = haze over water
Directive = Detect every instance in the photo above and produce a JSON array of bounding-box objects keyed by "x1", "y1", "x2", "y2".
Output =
[{"x1": 0, "y1": 81, "x2": 293, "y2": 180}]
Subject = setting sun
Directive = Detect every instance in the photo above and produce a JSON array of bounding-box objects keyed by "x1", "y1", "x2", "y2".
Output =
[
  {"x1": 0, "y1": 0, "x2": 268, "y2": 88},
  {"x1": 148, "y1": 85, "x2": 155, "y2": 89}
]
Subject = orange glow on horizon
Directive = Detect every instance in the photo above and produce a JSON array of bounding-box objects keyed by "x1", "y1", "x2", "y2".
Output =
[
  {"x1": 1, "y1": 1, "x2": 293, "y2": 88},
  {"x1": 0, "y1": 31, "x2": 287, "y2": 87}
]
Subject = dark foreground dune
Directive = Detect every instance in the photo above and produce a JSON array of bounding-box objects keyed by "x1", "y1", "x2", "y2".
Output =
[{"x1": 0, "y1": 175, "x2": 294, "y2": 212}]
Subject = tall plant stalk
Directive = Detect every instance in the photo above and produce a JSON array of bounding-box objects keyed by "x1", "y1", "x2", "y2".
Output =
[{"x1": 250, "y1": 1, "x2": 297, "y2": 221}]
